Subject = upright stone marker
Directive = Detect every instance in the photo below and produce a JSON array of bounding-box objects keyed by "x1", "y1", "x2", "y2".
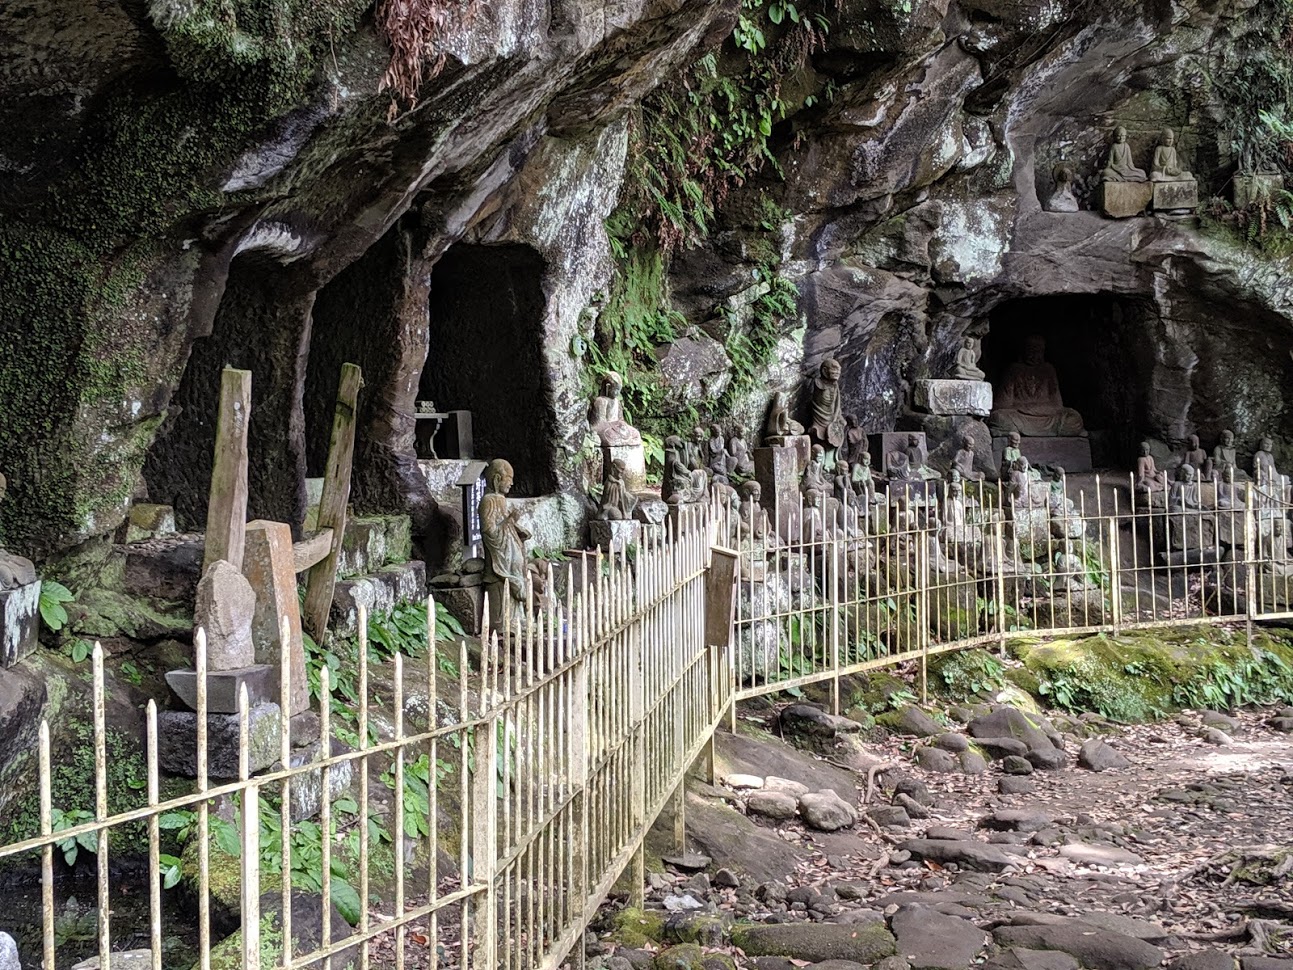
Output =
[
  {"x1": 303, "y1": 363, "x2": 362, "y2": 640},
  {"x1": 203, "y1": 367, "x2": 252, "y2": 573},
  {"x1": 244, "y1": 520, "x2": 309, "y2": 715}
]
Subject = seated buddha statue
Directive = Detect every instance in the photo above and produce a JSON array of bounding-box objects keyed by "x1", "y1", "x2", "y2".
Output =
[{"x1": 988, "y1": 335, "x2": 1087, "y2": 438}]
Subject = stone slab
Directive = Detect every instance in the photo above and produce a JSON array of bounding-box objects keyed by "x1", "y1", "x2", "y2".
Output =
[
  {"x1": 1100, "y1": 181, "x2": 1153, "y2": 218},
  {"x1": 122, "y1": 534, "x2": 204, "y2": 604},
  {"x1": 915, "y1": 379, "x2": 993, "y2": 417},
  {"x1": 603, "y1": 441, "x2": 647, "y2": 494},
  {"x1": 166, "y1": 664, "x2": 278, "y2": 714},
  {"x1": 590, "y1": 519, "x2": 640, "y2": 553},
  {"x1": 992, "y1": 436, "x2": 1092, "y2": 473},
  {"x1": 330, "y1": 560, "x2": 427, "y2": 638},
  {"x1": 244, "y1": 520, "x2": 309, "y2": 715},
  {"x1": 0, "y1": 582, "x2": 41, "y2": 669},
  {"x1": 158, "y1": 703, "x2": 281, "y2": 779},
  {"x1": 337, "y1": 515, "x2": 413, "y2": 580},
  {"x1": 755, "y1": 442, "x2": 806, "y2": 514},
  {"x1": 1153, "y1": 179, "x2": 1199, "y2": 211}
]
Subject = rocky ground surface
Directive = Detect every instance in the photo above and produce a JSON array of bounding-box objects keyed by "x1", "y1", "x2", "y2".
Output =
[{"x1": 588, "y1": 703, "x2": 1293, "y2": 970}]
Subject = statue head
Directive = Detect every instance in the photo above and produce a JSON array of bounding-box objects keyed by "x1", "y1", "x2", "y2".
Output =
[
  {"x1": 1052, "y1": 465, "x2": 1065, "y2": 482},
  {"x1": 609, "y1": 458, "x2": 626, "y2": 479},
  {"x1": 1161, "y1": 128, "x2": 1175, "y2": 146},
  {"x1": 963, "y1": 336, "x2": 976, "y2": 350},
  {"x1": 846, "y1": 413, "x2": 860, "y2": 429},
  {"x1": 1113, "y1": 126, "x2": 1128, "y2": 144},
  {"x1": 740, "y1": 480, "x2": 762, "y2": 502},
  {"x1": 1179, "y1": 463, "x2": 1196, "y2": 483},
  {"x1": 1261, "y1": 436, "x2": 1274, "y2": 452},
  {"x1": 820, "y1": 358, "x2": 841, "y2": 381},
  {"x1": 1008, "y1": 431, "x2": 1022, "y2": 447},
  {"x1": 692, "y1": 426, "x2": 705, "y2": 441},
  {"x1": 1017, "y1": 456, "x2": 1031, "y2": 473},
  {"x1": 861, "y1": 453, "x2": 872, "y2": 467},
  {"x1": 1188, "y1": 434, "x2": 1200, "y2": 449},
  {"x1": 960, "y1": 433, "x2": 974, "y2": 449},
  {"x1": 601, "y1": 371, "x2": 623, "y2": 398},
  {"x1": 486, "y1": 458, "x2": 515, "y2": 495},
  {"x1": 907, "y1": 433, "x2": 920, "y2": 447},
  {"x1": 811, "y1": 444, "x2": 825, "y2": 461},
  {"x1": 1224, "y1": 463, "x2": 1236, "y2": 483},
  {"x1": 1140, "y1": 440, "x2": 1151, "y2": 456},
  {"x1": 1023, "y1": 335, "x2": 1046, "y2": 365},
  {"x1": 949, "y1": 468, "x2": 962, "y2": 485},
  {"x1": 805, "y1": 488, "x2": 822, "y2": 505},
  {"x1": 1222, "y1": 429, "x2": 1235, "y2": 446},
  {"x1": 838, "y1": 460, "x2": 851, "y2": 475}
]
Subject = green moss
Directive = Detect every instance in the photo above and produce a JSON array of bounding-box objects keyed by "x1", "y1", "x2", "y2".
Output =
[{"x1": 612, "y1": 907, "x2": 666, "y2": 948}]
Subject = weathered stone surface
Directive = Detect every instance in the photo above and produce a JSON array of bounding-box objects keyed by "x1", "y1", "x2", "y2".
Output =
[
  {"x1": 999, "y1": 777, "x2": 1036, "y2": 795},
  {"x1": 890, "y1": 906, "x2": 987, "y2": 970},
  {"x1": 731, "y1": 923, "x2": 897, "y2": 964},
  {"x1": 1078, "y1": 739, "x2": 1130, "y2": 772},
  {"x1": 72, "y1": 953, "x2": 153, "y2": 970},
  {"x1": 590, "y1": 518, "x2": 640, "y2": 553},
  {"x1": 1152, "y1": 180, "x2": 1199, "y2": 211},
  {"x1": 194, "y1": 560, "x2": 256, "y2": 671},
  {"x1": 243, "y1": 520, "x2": 309, "y2": 715},
  {"x1": 1170, "y1": 951, "x2": 1235, "y2": 970},
  {"x1": 747, "y1": 790, "x2": 799, "y2": 820},
  {"x1": 158, "y1": 703, "x2": 282, "y2": 779},
  {"x1": 915, "y1": 380, "x2": 993, "y2": 417},
  {"x1": 330, "y1": 561, "x2": 427, "y2": 638},
  {"x1": 880, "y1": 704, "x2": 943, "y2": 738},
  {"x1": 1057, "y1": 843, "x2": 1145, "y2": 867},
  {"x1": 125, "y1": 502, "x2": 177, "y2": 542},
  {"x1": 986, "y1": 949, "x2": 1080, "y2": 970},
  {"x1": 0, "y1": 582, "x2": 41, "y2": 669},
  {"x1": 901, "y1": 839, "x2": 1015, "y2": 872},
  {"x1": 975, "y1": 737, "x2": 1030, "y2": 759},
  {"x1": 1100, "y1": 181, "x2": 1154, "y2": 218},
  {"x1": 992, "y1": 924, "x2": 1164, "y2": 970},
  {"x1": 0, "y1": 932, "x2": 17, "y2": 970},
  {"x1": 799, "y1": 790, "x2": 857, "y2": 831},
  {"x1": 1002, "y1": 755, "x2": 1034, "y2": 775},
  {"x1": 165, "y1": 665, "x2": 278, "y2": 715},
  {"x1": 916, "y1": 746, "x2": 960, "y2": 773}
]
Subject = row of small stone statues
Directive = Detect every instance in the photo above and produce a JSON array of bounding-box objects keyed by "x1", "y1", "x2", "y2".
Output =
[{"x1": 1135, "y1": 431, "x2": 1284, "y2": 497}]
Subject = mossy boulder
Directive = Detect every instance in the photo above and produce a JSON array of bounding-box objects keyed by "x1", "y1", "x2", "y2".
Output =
[
  {"x1": 731, "y1": 922, "x2": 897, "y2": 963},
  {"x1": 612, "y1": 907, "x2": 666, "y2": 948}
]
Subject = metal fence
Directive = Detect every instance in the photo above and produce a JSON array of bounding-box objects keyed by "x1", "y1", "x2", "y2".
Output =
[{"x1": 2, "y1": 473, "x2": 1292, "y2": 969}]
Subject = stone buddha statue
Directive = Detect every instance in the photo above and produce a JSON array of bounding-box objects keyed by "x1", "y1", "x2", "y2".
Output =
[
  {"x1": 1181, "y1": 434, "x2": 1207, "y2": 472},
  {"x1": 988, "y1": 335, "x2": 1087, "y2": 438},
  {"x1": 802, "y1": 444, "x2": 831, "y2": 495},
  {"x1": 952, "y1": 337, "x2": 985, "y2": 381},
  {"x1": 809, "y1": 358, "x2": 846, "y2": 450},
  {"x1": 1102, "y1": 126, "x2": 1147, "y2": 182},
  {"x1": 1254, "y1": 436, "x2": 1281, "y2": 486},
  {"x1": 588, "y1": 371, "x2": 642, "y2": 448},
  {"x1": 596, "y1": 458, "x2": 637, "y2": 521},
  {"x1": 1135, "y1": 441, "x2": 1168, "y2": 494},
  {"x1": 1210, "y1": 430, "x2": 1247, "y2": 481},
  {"x1": 0, "y1": 472, "x2": 36, "y2": 591},
  {"x1": 764, "y1": 390, "x2": 804, "y2": 444},
  {"x1": 728, "y1": 435, "x2": 754, "y2": 478},
  {"x1": 953, "y1": 433, "x2": 982, "y2": 482},
  {"x1": 1151, "y1": 128, "x2": 1192, "y2": 182},
  {"x1": 1168, "y1": 463, "x2": 1201, "y2": 512}
]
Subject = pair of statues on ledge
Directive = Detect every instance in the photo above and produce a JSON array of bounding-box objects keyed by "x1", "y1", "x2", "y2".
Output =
[{"x1": 1102, "y1": 126, "x2": 1193, "y2": 184}]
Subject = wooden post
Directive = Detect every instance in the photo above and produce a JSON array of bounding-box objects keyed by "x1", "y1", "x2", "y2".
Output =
[
  {"x1": 303, "y1": 363, "x2": 362, "y2": 641},
  {"x1": 203, "y1": 367, "x2": 252, "y2": 574}
]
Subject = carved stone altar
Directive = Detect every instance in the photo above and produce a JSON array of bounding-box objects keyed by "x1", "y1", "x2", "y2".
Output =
[{"x1": 914, "y1": 380, "x2": 993, "y2": 417}]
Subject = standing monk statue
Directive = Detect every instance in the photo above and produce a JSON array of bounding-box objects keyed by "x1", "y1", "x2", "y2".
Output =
[
  {"x1": 479, "y1": 459, "x2": 531, "y2": 635},
  {"x1": 809, "y1": 358, "x2": 846, "y2": 450}
]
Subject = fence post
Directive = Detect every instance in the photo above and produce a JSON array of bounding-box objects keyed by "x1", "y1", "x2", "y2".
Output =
[
  {"x1": 1108, "y1": 516, "x2": 1123, "y2": 633},
  {"x1": 630, "y1": 602, "x2": 647, "y2": 909},
  {"x1": 830, "y1": 532, "x2": 842, "y2": 716},
  {"x1": 240, "y1": 781, "x2": 261, "y2": 970},
  {"x1": 472, "y1": 697, "x2": 499, "y2": 970},
  {"x1": 993, "y1": 516, "x2": 1007, "y2": 656},
  {"x1": 1245, "y1": 489, "x2": 1257, "y2": 646},
  {"x1": 917, "y1": 523, "x2": 929, "y2": 705}
]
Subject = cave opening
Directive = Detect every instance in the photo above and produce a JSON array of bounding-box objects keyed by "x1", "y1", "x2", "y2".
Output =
[
  {"x1": 421, "y1": 243, "x2": 557, "y2": 497},
  {"x1": 980, "y1": 294, "x2": 1160, "y2": 469},
  {"x1": 143, "y1": 251, "x2": 312, "y2": 533}
]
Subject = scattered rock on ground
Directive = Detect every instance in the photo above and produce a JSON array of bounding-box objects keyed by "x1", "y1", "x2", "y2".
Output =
[
  {"x1": 1078, "y1": 739, "x2": 1131, "y2": 772},
  {"x1": 890, "y1": 905, "x2": 988, "y2": 969},
  {"x1": 901, "y1": 839, "x2": 1015, "y2": 872},
  {"x1": 1057, "y1": 843, "x2": 1145, "y2": 867},
  {"x1": 748, "y1": 790, "x2": 800, "y2": 820},
  {"x1": 993, "y1": 923, "x2": 1164, "y2": 970},
  {"x1": 799, "y1": 790, "x2": 857, "y2": 831},
  {"x1": 731, "y1": 923, "x2": 897, "y2": 964}
]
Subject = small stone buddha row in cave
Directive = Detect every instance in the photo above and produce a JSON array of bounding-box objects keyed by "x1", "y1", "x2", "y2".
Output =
[{"x1": 1047, "y1": 125, "x2": 1198, "y2": 217}]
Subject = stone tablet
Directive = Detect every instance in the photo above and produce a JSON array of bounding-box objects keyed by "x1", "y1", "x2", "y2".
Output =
[
  {"x1": 915, "y1": 379, "x2": 993, "y2": 417},
  {"x1": 1152, "y1": 180, "x2": 1198, "y2": 211},
  {"x1": 1100, "y1": 182, "x2": 1153, "y2": 218},
  {"x1": 194, "y1": 559, "x2": 256, "y2": 671}
]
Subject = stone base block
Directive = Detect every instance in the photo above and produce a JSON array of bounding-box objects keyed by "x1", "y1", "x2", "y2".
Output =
[
  {"x1": 755, "y1": 443, "x2": 808, "y2": 517},
  {"x1": 165, "y1": 665, "x2": 279, "y2": 714},
  {"x1": 1152, "y1": 179, "x2": 1199, "y2": 211},
  {"x1": 122, "y1": 534, "x2": 204, "y2": 605},
  {"x1": 914, "y1": 379, "x2": 993, "y2": 417},
  {"x1": 331, "y1": 561, "x2": 427, "y2": 638},
  {"x1": 263, "y1": 737, "x2": 355, "y2": 822},
  {"x1": 432, "y1": 584, "x2": 483, "y2": 636},
  {"x1": 1100, "y1": 181, "x2": 1153, "y2": 218},
  {"x1": 0, "y1": 581, "x2": 41, "y2": 669},
  {"x1": 158, "y1": 703, "x2": 281, "y2": 779},
  {"x1": 338, "y1": 515, "x2": 413, "y2": 581},
  {"x1": 992, "y1": 436, "x2": 1092, "y2": 473},
  {"x1": 590, "y1": 519, "x2": 640, "y2": 553},
  {"x1": 603, "y1": 442, "x2": 647, "y2": 494}
]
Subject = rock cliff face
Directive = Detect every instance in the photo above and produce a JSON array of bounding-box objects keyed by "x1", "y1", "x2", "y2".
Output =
[{"x1": 2, "y1": 0, "x2": 1291, "y2": 564}]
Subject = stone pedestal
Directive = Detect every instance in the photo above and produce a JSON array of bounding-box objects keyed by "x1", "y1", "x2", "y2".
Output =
[
  {"x1": 158, "y1": 703, "x2": 282, "y2": 779},
  {"x1": 1100, "y1": 181, "x2": 1153, "y2": 218},
  {"x1": 914, "y1": 380, "x2": 993, "y2": 417},
  {"x1": 992, "y1": 436, "x2": 1092, "y2": 473},
  {"x1": 1152, "y1": 179, "x2": 1199, "y2": 211},
  {"x1": 590, "y1": 519, "x2": 640, "y2": 554},
  {"x1": 431, "y1": 584, "x2": 484, "y2": 635},
  {"x1": 0, "y1": 581, "x2": 41, "y2": 669},
  {"x1": 602, "y1": 442, "x2": 647, "y2": 494},
  {"x1": 755, "y1": 441, "x2": 809, "y2": 537},
  {"x1": 761, "y1": 434, "x2": 811, "y2": 470},
  {"x1": 165, "y1": 664, "x2": 278, "y2": 715}
]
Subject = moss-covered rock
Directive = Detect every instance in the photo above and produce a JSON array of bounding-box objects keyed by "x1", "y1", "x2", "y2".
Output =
[{"x1": 611, "y1": 907, "x2": 666, "y2": 948}]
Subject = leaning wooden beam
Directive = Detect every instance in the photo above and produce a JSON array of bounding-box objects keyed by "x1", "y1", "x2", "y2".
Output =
[
  {"x1": 291, "y1": 528, "x2": 334, "y2": 573},
  {"x1": 302, "y1": 363, "x2": 362, "y2": 640},
  {"x1": 203, "y1": 367, "x2": 252, "y2": 574}
]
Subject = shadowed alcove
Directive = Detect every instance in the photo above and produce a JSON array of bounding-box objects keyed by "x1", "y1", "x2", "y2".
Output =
[
  {"x1": 980, "y1": 294, "x2": 1160, "y2": 468},
  {"x1": 421, "y1": 243, "x2": 558, "y2": 497}
]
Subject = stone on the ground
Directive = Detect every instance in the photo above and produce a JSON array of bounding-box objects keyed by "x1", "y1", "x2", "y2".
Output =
[
  {"x1": 725, "y1": 773, "x2": 763, "y2": 789},
  {"x1": 875, "y1": 958, "x2": 913, "y2": 970},
  {"x1": 1078, "y1": 739, "x2": 1130, "y2": 772},
  {"x1": 869, "y1": 805, "x2": 911, "y2": 828},
  {"x1": 986, "y1": 949, "x2": 1080, "y2": 970},
  {"x1": 916, "y1": 747, "x2": 960, "y2": 772},
  {"x1": 1025, "y1": 747, "x2": 1066, "y2": 770},
  {"x1": 748, "y1": 790, "x2": 800, "y2": 820},
  {"x1": 901, "y1": 839, "x2": 1015, "y2": 872},
  {"x1": 72, "y1": 953, "x2": 153, "y2": 970},
  {"x1": 193, "y1": 559, "x2": 257, "y2": 671},
  {"x1": 782, "y1": 703, "x2": 842, "y2": 737},
  {"x1": 959, "y1": 750, "x2": 987, "y2": 774},
  {"x1": 1057, "y1": 842, "x2": 1144, "y2": 867},
  {"x1": 1169, "y1": 951, "x2": 1234, "y2": 970},
  {"x1": 764, "y1": 776, "x2": 810, "y2": 797},
  {"x1": 967, "y1": 708, "x2": 1059, "y2": 756},
  {"x1": 1269, "y1": 717, "x2": 1293, "y2": 733},
  {"x1": 714, "y1": 868, "x2": 739, "y2": 888},
  {"x1": 935, "y1": 732, "x2": 969, "y2": 751},
  {"x1": 1199, "y1": 727, "x2": 1232, "y2": 746},
  {"x1": 993, "y1": 924, "x2": 1164, "y2": 970},
  {"x1": 1073, "y1": 913, "x2": 1172, "y2": 943},
  {"x1": 731, "y1": 923, "x2": 897, "y2": 964},
  {"x1": 1002, "y1": 755, "x2": 1033, "y2": 775},
  {"x1": 999, "y1": 777, "x2": 1035, "y2": 795},
  {"x1": 981, "y1": 809, "x2": 1054, "y2": 833},
  {"x1": 662, "y1": 893, "x2": 704, "y2": 912},
  {"x1": 663, "y1": 852, "x2": 712, "y2": 871},
  {"x1": 1240, "y1": 959, "x2": 1293, "y2": 970},
  {"x1": 890, "y1": 906, "x2": 987, "y2": 969},
  {"x1": 806, "y1": 962, "x2": 869, "y2": 970},
  {"x1": 895, "y1": 793, "x2": 931, "y2": 818},
  {"x1": 1200, "y1": 711, "x2": 1238, "y2": 732},
  {"x1": 974, "y1": 737, "x2": 1030, "y2": 758},
  {"x1": 925, "y1": 826, "x2": 972, "y2": 841},
  {"x1": 0, "y1": 933, "x2": 17, "y2": 970},
  {"x1": 895, "y1": 777, "x2": 933, "y2": 805},
  {"x1": 799, "y1": 790, "x2": 857, "y2": 831},
  {"x1": 157, "y1": 702, "x2": 281, "y2": 778},
  {"x1": 883, "y1": 705, "x2": 944, "y2": 738}
]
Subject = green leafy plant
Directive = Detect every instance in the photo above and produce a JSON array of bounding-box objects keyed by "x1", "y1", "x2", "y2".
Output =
[
  {"x1": 38, "y1": 580, "x2": 74, "y2": 632},
  {"x1": 933, "y1": 649, "x2": 1006, "y2": 701},
  {"x1": 50, "y1": 807, "x2": 97, "y2": 866}
]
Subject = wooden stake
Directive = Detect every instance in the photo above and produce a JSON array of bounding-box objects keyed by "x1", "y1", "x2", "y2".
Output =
[
  {"x1": 303, "y1": 363, "x2": 362, "y2": 640},
  {"x1": 203, "y1": 367, "x2": 252, "y2": 573}
]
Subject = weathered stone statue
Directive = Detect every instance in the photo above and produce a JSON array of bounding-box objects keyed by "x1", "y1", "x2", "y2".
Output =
[
  {"x1": 906, "y1": 433, "x2": 940, "y2": 481},
  {"x1": 988, "y1": 335, "x2": 1087, "y2": 437},
  {"x1": 589, "y1": 372, "x2": 642, "y2": 448},
  {"x1": 1182, "y1": 434, "x2": 1207, "y2": 472},
  {"x1": 1211, "y1": 430, "x2": 1247, "y2": 481},
  {"x1": 480, "y1": 459, "x2": 530, "y2": 628},
  {"x1": 0, "y1": 473, "x2": 36, "y2": 592},
  {"x1": 1168, "y1": 463, "x2": 1201, "y2": 512},
  {"x1": 1254, "y1": 436, "x2": 1280, "y2": 485},
  {"x1": 728, "y1": 435, "x2": 755, "y2": 478},
  {"x1": 664, "y1": 436, "x2": 707, "y2": 505},
  {"x1": 1000, "y1": 431, "x2": 1022, "y2": 480},
  {"x1": 1102, "y1": 126, "x2": 1147, "y2": 182},
  {"x1": 843, "y1": 415, "x2": 868, "y2": 465},
  {"x1": 952, "y1": 336, "x2": 986, "y2": 381},
  {"x1": 886, "y1": 442, "x2": 916, "y2": 482},
  {"x1": 953, "y1": 433, "x2": 982, "y2": 482},
  {"x1": 809, "y1": 358, "x2": 846, "y2": 450},
  {"x1": 706, "y1": 425, "x2": 730, "y2": 478},
  {"x1": 597, "y1": 458, "x2": 638, "y2": 521},
  {"x1": 1046, "y1": 163, "x2": 1080, "y2": 212},
  {"x1": 1217, "y1": 464, "x2": 1241, "y2": 510},
  {"x1": 737, "y1": 480, "x2": 773, "y2": 544},
  {"x1": 833, "y1": 461, "x2": 855, "y2": 507},
  {"x1": 802, "y1": 444, "x2": 831, "y2": 495},
  {"x1": 1135, "y1": 440, "x2": 1167, "y2": 494},
  {"x1": 765, "y1": 391, "x2": 805, "y2": 443},
  {"x1": 687, "y1": 426, "x2": 707, "y2": 471},
  {"x1": 1151, "y1": 129, "x2": 1192, "y2": 182},
  {"x1": 853, "y1": 453, "x2": 876, "y2": 505}
]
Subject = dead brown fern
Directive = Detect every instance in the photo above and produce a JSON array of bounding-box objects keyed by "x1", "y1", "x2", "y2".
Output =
[{"x1": 375, "y1": 0, "x2": 480, "y2": 118}]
